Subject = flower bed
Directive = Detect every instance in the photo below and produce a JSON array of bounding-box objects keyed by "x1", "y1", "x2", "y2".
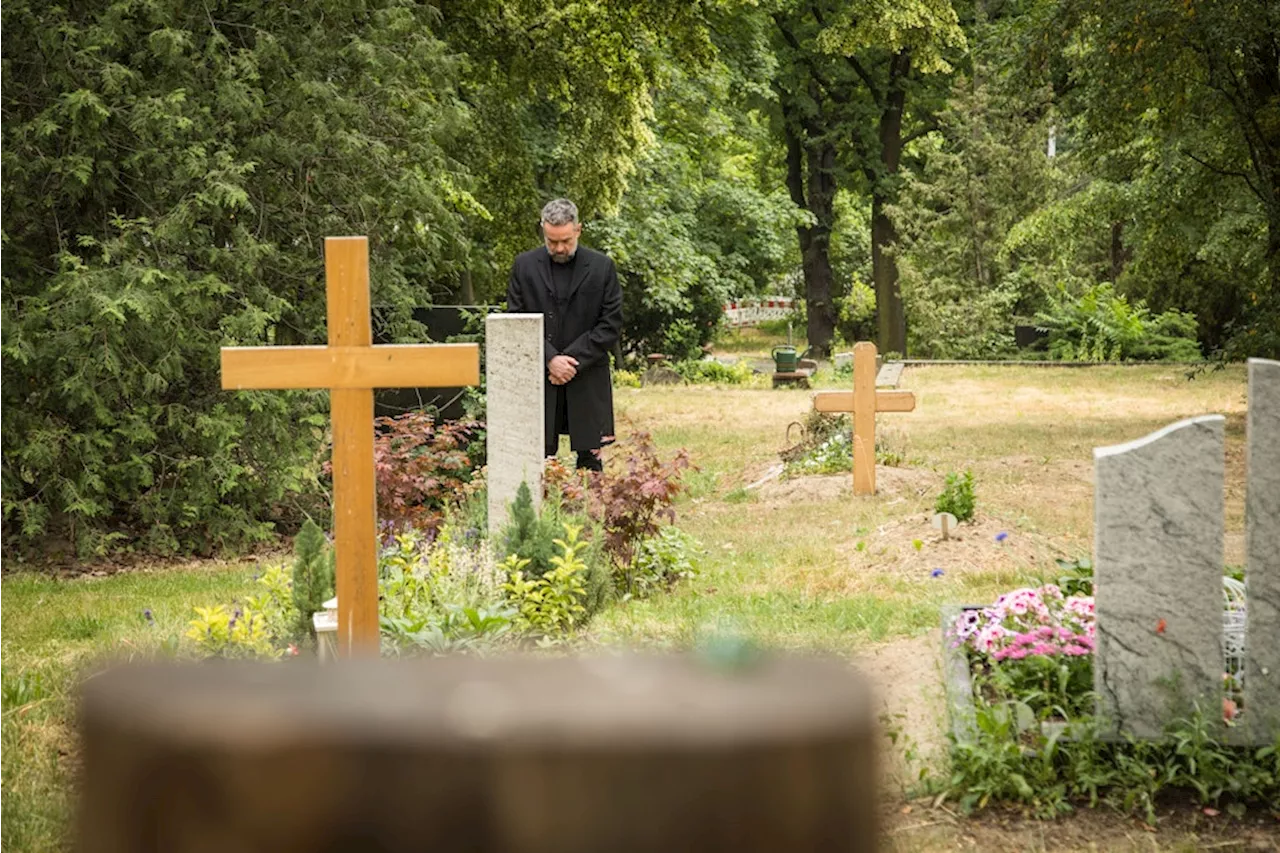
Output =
[{"x1": 938, "y1": 578, "x2": 1278, "y2": 820}]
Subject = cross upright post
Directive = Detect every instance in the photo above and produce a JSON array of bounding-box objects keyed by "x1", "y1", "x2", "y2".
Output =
[
  {"x1": 811, "y1": 341, "x2": 915, "y2": 495},
  {"x1": 220, "y1": 236, "x2": 479, "y2": 656}
]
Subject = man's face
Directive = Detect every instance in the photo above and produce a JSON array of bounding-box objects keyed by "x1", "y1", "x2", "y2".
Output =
[{"x1": 543, "y1": 221, "x2": 581, "y2": 264}]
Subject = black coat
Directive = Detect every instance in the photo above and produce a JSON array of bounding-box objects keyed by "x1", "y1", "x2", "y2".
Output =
[{"x1": 506, "y1": 245, "x2": 623, "y2": 452}]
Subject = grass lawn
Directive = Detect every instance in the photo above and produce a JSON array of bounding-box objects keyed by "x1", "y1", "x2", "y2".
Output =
[{"x1": 2, "y1": 363, "x2": 1264, "y2": 852}]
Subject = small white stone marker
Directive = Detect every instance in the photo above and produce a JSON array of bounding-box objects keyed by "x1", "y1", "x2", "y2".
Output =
[
  {"x1": 486, "y1": 313, "x2": 546, "y2": 540},
  {"x1": 932, "y1": 511, "x2": 958, "y2": 540},
  {"x1": 314, "y1": 597, "x2": 339, "y2": 663}
]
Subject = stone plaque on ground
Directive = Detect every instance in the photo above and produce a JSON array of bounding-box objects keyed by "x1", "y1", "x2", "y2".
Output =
[
  {"x1": 1093, "y1": 415, "x2": 1225, "y2": 738},
  {"x1": 486, "y1": 314, "x2": 545, "y2": 539},
  {"x1": 875, "y1": 361, "x2": 904, "y2": 388},
  {"x1": 1245, "y1": 358, "x2": 1280, "y2": 738}
]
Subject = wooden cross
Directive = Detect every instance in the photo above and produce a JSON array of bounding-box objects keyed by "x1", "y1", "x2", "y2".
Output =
[
  {"x1": 221, "y1": 236, "x2": 479, "y2": 656},
  {"x1": 811, "y1": 342, "x2": 915, "y2": 495}
]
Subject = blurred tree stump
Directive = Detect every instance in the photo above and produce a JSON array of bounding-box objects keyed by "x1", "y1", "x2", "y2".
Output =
[{"x1": 77, "y1": 655, "x2": 878, "y2": 853}]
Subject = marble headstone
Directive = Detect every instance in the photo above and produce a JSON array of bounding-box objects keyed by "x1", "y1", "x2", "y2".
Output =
[
  {"x1": 1093, "y1": 415, "x2": 1225, "y2": 738},
  {"x1": 1244, "y1": 359, "x2": 1280, "y2": 739},
  {"x1": 486, "y1": 313, "x2": 545, "y2": 540}
]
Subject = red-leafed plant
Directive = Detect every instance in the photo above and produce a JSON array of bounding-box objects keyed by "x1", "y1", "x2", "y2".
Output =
[
  {"x1": 324, "y1": 412, "x2": 483, "y2": 534},
  {"x1": 544, "y1": 433, "x2": 692, "y2": 568}
]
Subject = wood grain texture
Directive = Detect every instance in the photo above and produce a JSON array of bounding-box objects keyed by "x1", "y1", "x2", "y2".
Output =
[
  {"x1": 221, "y1": 344, "x2": 479, "y2": 390},
  {"x1": 325, "y1": 238, "x2": 378, "y2": 655},
  {"x1": 76, "y1": 656, "x2": 879, "y2": 853},
  {"x1": 331, "y1": 388, "x2": 378, "y2": 655},
  {"x1": 812, "y1": 390, "x2": 916, "y2": 415},
  {"x1": 325, "y1": 237, "x2": 371, "y2": 348},
  {"x1": 852, "y1": 342, "x2": 877, "y2": 495}
]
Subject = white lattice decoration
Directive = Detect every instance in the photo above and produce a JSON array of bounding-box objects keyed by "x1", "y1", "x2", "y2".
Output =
[{"x1": 1224, "y1": 576, "x2": 1246, "y2": 708}]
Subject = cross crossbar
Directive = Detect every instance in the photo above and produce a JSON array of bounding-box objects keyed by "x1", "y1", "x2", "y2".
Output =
[
  {"x1": 812, "y1": 390, "x2": 917, "y2": 414},
  {"x1": 222, "y1": 344, "x2": 479, "y2": 390}
]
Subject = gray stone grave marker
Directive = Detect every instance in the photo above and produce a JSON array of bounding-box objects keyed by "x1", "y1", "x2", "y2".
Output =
[
  {"x1": 486, "y1": 313, "x2": 545, "y2": 540},
  {"x1": 1244, "y1": 358, "x2": 1280, "y2": 739},
  {"x1": 1093, "y1": 415, "x2": 1225, "y2": 738}
]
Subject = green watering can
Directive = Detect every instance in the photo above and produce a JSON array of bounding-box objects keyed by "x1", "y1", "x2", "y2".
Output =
[{"x1": 772, "y1": 345, "x2": 798, "y2": 373}]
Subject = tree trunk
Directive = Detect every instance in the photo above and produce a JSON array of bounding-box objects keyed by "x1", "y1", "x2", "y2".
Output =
[
  {"x1": 871, "y1": 50, "x2": 910, "y2": 356},
  {"x1": 784, "y1": 119, "x2": 838, "y2": 357},
  {"x1": 459, "y1": 269, "x2": 475, "y2": 304},
  {"x1": 1109, "y1": 221, "x2": 1130, "y2": 283}
]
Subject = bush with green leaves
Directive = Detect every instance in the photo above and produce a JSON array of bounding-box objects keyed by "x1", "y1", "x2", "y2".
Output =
[
  {"x1": 1033, "y1": 283, "x2": 1202, "y2": 362},
  {"x1": 502, "y1": 524, "x2": 591, "y2": 638},
  {"x1": 936, "y1": 470, "x2": 976, "y2": 522},
  {"x1": 290, "y1": 519, "x2": 335, "y2": 640},
  {"x1": 624, "y1": 527, "x2": 700, "y2": 599},
  {"x1": 499, "y1": 481, "x2": 571, "y2": 581},
  {"x1": 2, "y1": 0, "x2": 487, "y2": 558},
  {"x1": 381, "y1": 605, "x2": 516, "y2": 656},
  {"x1": 939, "y1": 702, "x2": 1280, "y2": 822},
  {"x1": 672, "y1": 358, "x2": 756, "y2": 385}
]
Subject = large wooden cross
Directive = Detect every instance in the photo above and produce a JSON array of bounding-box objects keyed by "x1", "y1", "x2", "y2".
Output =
[
  {"x1": 812, "y1": 341, "x2": 915, "y2": 496},
  {"x1": 221, "y1": 236, "x2": 479, "y2": 656}
]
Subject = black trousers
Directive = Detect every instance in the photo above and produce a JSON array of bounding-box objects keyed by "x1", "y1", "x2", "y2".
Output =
[{"x1": 547, "y1": 386, "x2": 603, "y2": 471}]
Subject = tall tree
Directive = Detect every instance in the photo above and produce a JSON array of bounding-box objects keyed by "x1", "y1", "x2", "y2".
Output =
[
  {"x1": 766, "y1": 0, "x2": 963, "y2": 356},
  {"x1": 1059, "y1": 0, "x2": 1280, "y2": 355},
  {"x1": 430, "y1": 0, "x2": 715, "y2": 300},
  {"x1": 2, "y1": 0, "x2": 478, "y2": 555}
]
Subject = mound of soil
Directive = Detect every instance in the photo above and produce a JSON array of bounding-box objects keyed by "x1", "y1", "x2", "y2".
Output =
[
  {"x1": 756, "y1": 466, "x2": 941, "y2": 506},
  {"x1": 839, "y1": 514, "x2": 1071, "y2": 585}
]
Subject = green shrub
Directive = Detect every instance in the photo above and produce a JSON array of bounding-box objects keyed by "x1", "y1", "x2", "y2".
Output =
[
  {"x1": 1033, "y1": 283, "x2": 1202, "y2": 362},
  {"x1": 936, "y1": 470, "x2": 976, "y2": 522},
  {"x1": 786, "y1": 431, "x2": 854, "y2": 476},
  {"x1": 672, "y1": 358, "x2": 755, "y2": 385},
  {"x1": 290, "y1": 519, "x2": 335, "y2": 639},
  {"x1": 185, "y1": 602, "x2": 282, "y2": 659},
  {"x1": 499, "y1": 481, "x2": 569, "y2": 581},
  {"x1": 624, "y1": 527, "x2": 700, "y2": 598},
  {"x1": 381, "y1": 605, "x2": 515, "y2": 656},
  {"x1": 2, "y1": 0, "x2": 474, "y2": 557},
  {"x1": 613, "y1": 368, "x2": 642, "y2": 388},
  {"x1": 502, "y1": 524, "x2": 590, "y2": 637}
]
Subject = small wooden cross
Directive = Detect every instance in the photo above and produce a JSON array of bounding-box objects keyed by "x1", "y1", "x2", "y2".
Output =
[
  {"x1": 811, "y1": 341, "x2": 915, "y2": 495},
  {"x1": 221, "y1": 236, "x2": 479, "y2": 656}
]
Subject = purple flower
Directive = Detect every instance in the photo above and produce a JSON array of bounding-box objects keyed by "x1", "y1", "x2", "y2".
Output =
[
  {"x1": 142, "y1": 608, "x2": 155, "y2": 625},
  {"x1": 931, "y1": 568, "x2": 945, "y2": 578},
  {"x1": 995, "y1": 531, "x2": 1009, "y2": 542}
]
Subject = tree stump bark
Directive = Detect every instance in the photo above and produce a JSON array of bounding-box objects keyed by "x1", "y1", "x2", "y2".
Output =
[{"x1": 76, "y1": 654, "x2": 878, "y2": 853}]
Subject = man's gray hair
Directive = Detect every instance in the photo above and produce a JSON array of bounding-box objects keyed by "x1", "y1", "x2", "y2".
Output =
[{"x1": 540, "y1": 198, "x2": 579, "y2": 227}]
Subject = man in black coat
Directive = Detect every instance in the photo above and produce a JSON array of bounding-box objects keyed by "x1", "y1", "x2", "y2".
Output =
[{"x1": 506, "y1": 198, "x2": 623, "y2": 471}]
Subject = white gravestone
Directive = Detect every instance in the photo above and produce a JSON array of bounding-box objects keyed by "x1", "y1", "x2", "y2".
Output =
[
  {"x1": 1093, "y1": 415, "x2": 1225, "y2": 738},
  {"x1": 486, "y1": 314, "x2": 546, "y2": 540}
]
